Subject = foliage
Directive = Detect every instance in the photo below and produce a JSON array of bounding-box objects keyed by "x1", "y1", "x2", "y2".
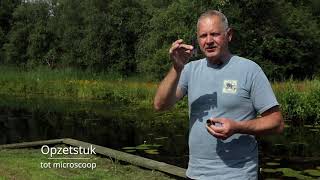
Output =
[
  {"x1": 136, "y1": 0, "x2": 230, "y2": 79},
  {"x1": 0, "y1": 0, "x2": 318, "y2": 80},
  {"x1": 2, "y1": 2, "x2": 51, "y2": 66},
  {"x1": 223, "y1": 0, "x2": 320, "y2": 80},
  {"x1": 273, "y1": 79, "x2": 320, "y2": 125},
  {"x1": 0, "y1": 0, "x2": 20, "y2": 64}
]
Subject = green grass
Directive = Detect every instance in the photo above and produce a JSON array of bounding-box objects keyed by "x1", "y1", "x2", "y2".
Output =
[
  {"x1": 0, "y1": 147, "x2": 175, "y2": 180},
  {"x1": 0, "y1": 66, "x2": 158, "y2": 108}
]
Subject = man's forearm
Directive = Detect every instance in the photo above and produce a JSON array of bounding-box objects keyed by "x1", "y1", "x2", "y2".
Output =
[
  {"x1": 153, "y1": 67, "x2": 182, "y2": 111},
  {"x1": 237, "y1": 109, "x2": 284, "y2": 136}
]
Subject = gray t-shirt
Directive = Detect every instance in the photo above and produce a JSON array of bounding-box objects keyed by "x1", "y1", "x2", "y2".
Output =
[{"x1": 178, "y1": 55, "x2": 278, "y2": 180}]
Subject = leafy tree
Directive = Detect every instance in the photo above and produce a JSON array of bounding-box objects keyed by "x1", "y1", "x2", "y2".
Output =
[
  {"x1": 224, "y1": 0, "x2": 320, "y2": 80},
  {"x1": 2, "y1": 1, "x2": 52, "y2": 66},
  {"x1": 76, "y1": 0, "x2": 109, "y2": 71},
  {"x1": 51, "y1": 0, "x2": 85, "y2": 68},
  {"x1": 0, "y1": 27, "x2": 5, "y2": 63},
  {"x1": 0, "y1": 0, "x2": 318, "y2": 80},
  {"x1": 0, "y1": 0, "x2": 20, "y2": 64},
  {"x1": 47, "y1": 0, "x2": 147, "y2": 73},
  {"x1": 136, "y1": 0, "x2": 222, "y2": 79},
  {"x1": 0, "y1": 0, "x2": 20, "y2": 33},
  {"x1": 104, "y1": 0, "x2": 149, "y2": 75},
  {"x1": 27, "y1": 3, "x2": 55, "y2": 67}
]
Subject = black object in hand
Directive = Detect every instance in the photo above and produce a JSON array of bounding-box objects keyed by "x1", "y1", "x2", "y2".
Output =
[{"x1": 206, "y1": 119, "x2": 215, "y2": 126}]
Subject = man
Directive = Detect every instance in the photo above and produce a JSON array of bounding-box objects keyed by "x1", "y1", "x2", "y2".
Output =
[{"x1": 154, "y1": 10, "x2": 284, "y2": 179}]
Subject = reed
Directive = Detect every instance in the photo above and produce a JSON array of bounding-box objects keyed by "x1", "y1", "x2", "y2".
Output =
[
  {"x1": 273, "y1": 79, "x2": 320, "y2": 125},
  {"x1": 0, "y1": 66, "x2": 157, "y2": 107}
]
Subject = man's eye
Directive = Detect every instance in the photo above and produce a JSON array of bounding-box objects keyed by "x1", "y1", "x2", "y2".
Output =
[{"x1": 212, "y1": 33, "x2": 220, "y2": 37}]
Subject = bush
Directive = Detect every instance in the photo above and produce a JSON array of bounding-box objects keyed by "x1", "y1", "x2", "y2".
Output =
[{"x1": 274, "y1": 80, "x2": 320, "y2": 125}]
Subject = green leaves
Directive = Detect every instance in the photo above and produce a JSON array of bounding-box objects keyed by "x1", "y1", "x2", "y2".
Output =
[
  {"x1": 0, "y1": 0, "x2": 319, "y2": 80},
  {"x1": 136, "y1": 0, "x2": 218, "y2": 79},
  {"x1": 274, "y1": 80, "x2": 320, "y2": 125}
]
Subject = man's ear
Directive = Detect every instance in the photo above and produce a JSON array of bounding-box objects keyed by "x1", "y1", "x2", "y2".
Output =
[{"x1": 227, "y1": 28, "x2": 233, "y2": 42}]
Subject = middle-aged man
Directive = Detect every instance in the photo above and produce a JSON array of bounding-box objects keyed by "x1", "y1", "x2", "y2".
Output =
[{"x1": 153, "y1": 10, "x2": 284, "y2": 179}]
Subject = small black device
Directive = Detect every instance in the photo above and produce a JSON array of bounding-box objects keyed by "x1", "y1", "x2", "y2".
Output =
[{"x1": 206, "y1": 119, "x2": 215, "y2": 126}]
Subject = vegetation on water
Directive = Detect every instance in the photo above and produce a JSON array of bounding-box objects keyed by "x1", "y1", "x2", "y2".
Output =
[
  {"x1": 0, "y1": 147, "x2": 175, "y2": 180},
  {"x1": 0, "y1": 0, "x2": 319, "y2": 81},
  {"x1": 261, "y1": 167, "x2": 320, "y2": 179},
  {"x1": 260, "y1": 126, "x2": 320, "y2": 179},
  {"x1": 259, "y1": 125, "x2": 320, "y2": 158},
  {"x1": 122, "y1": 143, "x2": 162, "y2": 155}
]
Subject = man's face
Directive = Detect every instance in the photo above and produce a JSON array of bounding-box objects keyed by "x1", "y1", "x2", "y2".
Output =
[{"x1": 197, "y1": 16, "x2": 232, "y2": 62}]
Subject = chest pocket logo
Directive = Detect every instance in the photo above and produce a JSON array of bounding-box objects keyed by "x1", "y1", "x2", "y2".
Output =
[{"x1": 223, "y1": 80, "x2": 237, "y2": 94}]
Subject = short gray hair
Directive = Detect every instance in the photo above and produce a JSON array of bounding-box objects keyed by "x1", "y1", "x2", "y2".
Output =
[{"x1": 197, "y1": 10, "x2": 229, "y2": 31}]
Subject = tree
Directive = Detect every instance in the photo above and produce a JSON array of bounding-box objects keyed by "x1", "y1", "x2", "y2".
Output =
[
  {"x1": 2, "y1": 1, "x2": 53, "y2": 66},
  {"x1": 103, "y1": 0, "x2": 149, "y2": 75},
  {"x1": 0, "y1": 0, "x2": 318, "y2": 80},
  {"x1": 136, "y1": 0, "x2": 222, "y2": 79},
  {"x1": 0, "y1": 0, "x2": 20, "y2": 64},
  {"x1": 223, "y1": 0, "x2": 320, "y2": 80}
]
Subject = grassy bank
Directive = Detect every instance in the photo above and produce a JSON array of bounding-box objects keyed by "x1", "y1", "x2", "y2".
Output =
[
  {"x1": 0, "y1": 147, "x2": 175, "y2": 180},
  {"x1": 0, "y1": 66, "x2": 319, "y2": 125},
  {"x1": 0, "y1": 66, "x2": 157, "y2": 108}
]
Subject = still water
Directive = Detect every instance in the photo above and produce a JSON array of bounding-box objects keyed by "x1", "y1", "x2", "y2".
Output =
[{"x1": 0, "y1": 95, "x2": 319, "y2": 179}]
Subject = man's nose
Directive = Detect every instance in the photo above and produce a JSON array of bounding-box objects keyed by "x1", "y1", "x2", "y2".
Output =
[{"x1": 206, "y1": 35, "x2": 214, "y2": 44}]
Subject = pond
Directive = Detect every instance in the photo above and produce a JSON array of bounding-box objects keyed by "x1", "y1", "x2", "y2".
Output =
[{"x1": 0, "y1": 95, "x2": 319, "y2": 179}]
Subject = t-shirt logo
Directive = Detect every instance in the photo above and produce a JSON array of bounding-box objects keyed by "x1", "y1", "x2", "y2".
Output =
[{"x1": 223, "y1": 80, "x2": 237, "y2": 94}]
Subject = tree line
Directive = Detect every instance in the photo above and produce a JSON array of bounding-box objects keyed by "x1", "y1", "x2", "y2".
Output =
[{"x1": 0, "y1": 0, "x2": 319, "y2": 80}]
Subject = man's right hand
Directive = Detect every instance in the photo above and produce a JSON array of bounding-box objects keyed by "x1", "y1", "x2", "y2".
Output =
[{"x1": 169, "y1": 39, "x2": 194, "y2": 72}]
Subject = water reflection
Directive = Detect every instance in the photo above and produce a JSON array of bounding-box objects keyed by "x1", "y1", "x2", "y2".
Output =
[{"x1": 0, "y1": 95, "x2": 189, "y2": 167}]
